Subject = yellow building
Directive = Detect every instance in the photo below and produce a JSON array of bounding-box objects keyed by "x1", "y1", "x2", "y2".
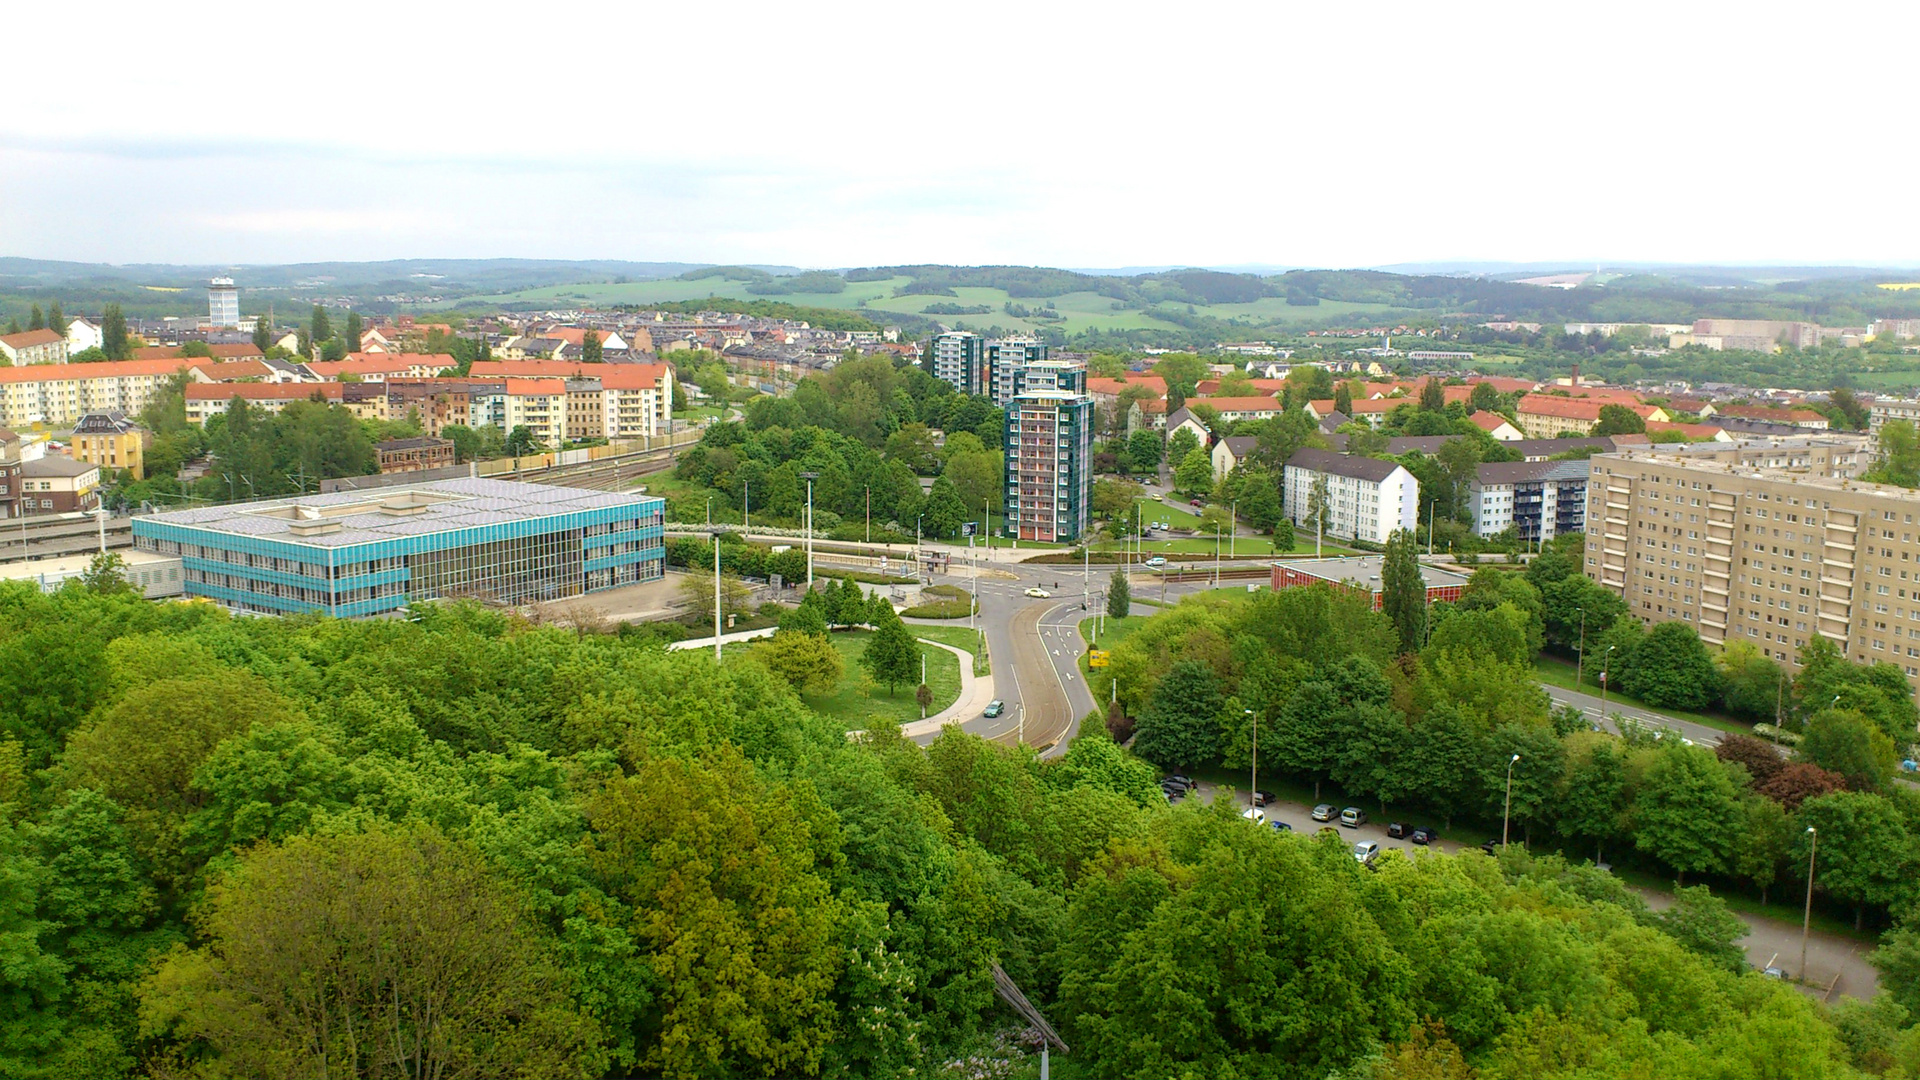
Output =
[{"x1": 70, "y1": 411, "x2": 150, "y2": 479}]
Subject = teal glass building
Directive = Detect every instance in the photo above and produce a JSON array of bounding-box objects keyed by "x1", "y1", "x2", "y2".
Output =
[{"x1": 131, "y1": 477, "x2": 664, "y2": 617}]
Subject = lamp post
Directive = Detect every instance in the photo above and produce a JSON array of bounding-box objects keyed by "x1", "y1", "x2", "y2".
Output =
[
  {"x1": 800, "y1": 471, "x2": 818, "y2": 590},
  {"x1": 865, "y1": 485, "x2": 871, "y2": 543},
  {"x1": 1599, "y1": 645, "x2": 1616, "y2": 719},
  {"x1": 1575, "y1": 608, "x2": 1587, "y2": 687},
  {"x1": 1502, "y1": 753, "x2": 1521, "y2": 847},
  {"x1": 1230, "y1": 501, "x2": 1237, "y2": 560},
  {"x1": 1801, "y1": 825, "x2": 1818, "y2": 984},
  {"x1": 1247, "y1": 708, "x2": 1259, "y2": 811}
]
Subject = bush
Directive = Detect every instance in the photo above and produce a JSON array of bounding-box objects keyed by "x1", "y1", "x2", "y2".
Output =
[{"x1": 900, "y1": 598, "x2": 975, "y2": 619}]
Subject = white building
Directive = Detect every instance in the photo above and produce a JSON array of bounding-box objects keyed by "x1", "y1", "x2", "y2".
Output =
[
  {"x1": 1283, "y1": 448, "x2": 1418, "y2": 545},
  {"x1": 207, "y1": 277, "x2": 240, "y2": 329},
  {"x1": 66, "y1": 318, "x2": 103, "y2": 355},
  {"x1": 1212, "y1": 435, "x2": 1260, "y2": 480},
  {"x1": 1467, "y1": 459, "x2": 1590, "y2": 542}
]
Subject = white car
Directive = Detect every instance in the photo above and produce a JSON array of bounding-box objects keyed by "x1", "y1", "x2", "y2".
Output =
[
  {"x1": 1024, "y1": 587, "x2": 1051, "y2": 598},
  {"x1": 1242, "y1": 807, "x2": 1267, "y2": 824},
  {"x1": 1144, "y1": 556, "x2": 1167, "y2": 567}
]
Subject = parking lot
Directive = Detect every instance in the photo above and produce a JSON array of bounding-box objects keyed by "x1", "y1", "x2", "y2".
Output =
[{"x1": 1165, "y1": 778, "x2": 1471, "y2": 862}]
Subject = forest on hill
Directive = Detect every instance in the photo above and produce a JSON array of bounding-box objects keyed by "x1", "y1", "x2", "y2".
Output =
[{"x1": 2, "y1": 575, "x2": 1912, "y2": 1079}]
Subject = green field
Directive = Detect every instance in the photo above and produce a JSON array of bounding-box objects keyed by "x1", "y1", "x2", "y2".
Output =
[
  {"x1": 907, "y1": 624, "x2": 990, "y2": 677},
  {"x1": 728, "y1": 628, "x2": 959, "y2": 731},
  {"x1": 1200, "y1": 296, "x2": 1413, "y2": 324}
]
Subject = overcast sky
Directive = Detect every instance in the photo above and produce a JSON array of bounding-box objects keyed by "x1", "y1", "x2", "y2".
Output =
[{"x1": 5, "y1": 1, "x2": 1915, "y2": 270}]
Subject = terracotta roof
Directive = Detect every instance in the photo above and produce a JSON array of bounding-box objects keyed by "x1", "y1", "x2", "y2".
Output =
[
  {"x1": 306, "y1": 353, "x2": 454, "y2": 377},
  {"x1": 1715, "y1": 404, "x2": 1826, "y2": 422},
  {"x1": 1194, "y1": 395, "x2": 1285, "y2": 412},
  {"x1": 1087, "y1": 375, "x2": 1167, "y2": 397},
  {"x1": 189, "y1": 360, "x2": 274, "y2": 381},
  {"x1": 186, "y1": 383, "x2": 342, "y2": 401},
  {"x1": 504, "y1": 378, "x2": 567, "y2": 395},
  {"x1": 0, "y1": 358, "x2": 189, "y2": 383},
  {"x1": 1517, "y1": 394, "x2": 1660, "y2": 421},
  {"x1": 0, "y1": 329, "x2": 64, "y2": 348},
  {"x1": 1311, "y1": 397, "x2": 1400, "y2": 414},
  {"x1": 1470, "y1": 410, "x2": 1515, "y2": 431},
  {"x1": 469, "y1": 360, "x2": 669, "y2": 389}
]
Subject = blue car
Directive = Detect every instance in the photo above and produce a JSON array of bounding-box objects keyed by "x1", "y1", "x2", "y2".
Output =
[{"x1": 983, "y1": 700, "x2": 1005, "y2": 718}]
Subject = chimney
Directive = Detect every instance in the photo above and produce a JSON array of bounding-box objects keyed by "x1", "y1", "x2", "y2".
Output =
[{"x1": 1571, "y1": 362, "x2": 1580, "y2": 386}]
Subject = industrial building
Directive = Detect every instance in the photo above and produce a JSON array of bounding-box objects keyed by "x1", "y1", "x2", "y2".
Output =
[
  {"x1": 1269, "y1": 556, "x2": 1468, "y2": 609},
  {"x1": 131, "y1": 477, "x2": 664, "y2": 617}
]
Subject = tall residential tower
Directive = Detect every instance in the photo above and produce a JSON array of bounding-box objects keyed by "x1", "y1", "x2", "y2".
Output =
[
  {"x1": 207, "y1": 277, "x2": 240, "y2": 329},
  {"x1": 1004, "y1": 388, "x2": 1094, "y2": 543}
]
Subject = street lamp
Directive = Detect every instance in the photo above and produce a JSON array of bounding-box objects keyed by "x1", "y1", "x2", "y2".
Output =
[
  {"x1": 1802, "y1": 825, "x2": 1819, "y2": 984},
  {"x1": 800, "y1": 471, "x2": 819, "y2": 590},
  {"x1": 1247, "y1": 708, "x2": 1259, "y2": 812},
  {"x1": 1575, "y1": 607, "x2": 1587, "y2": 687},
  {"x1": 1599, "y1": 644, "x2": 1616, "y2": 718},
  {"x1": 1502, "y1": 753, "x2": 1521, "y2": 847}
]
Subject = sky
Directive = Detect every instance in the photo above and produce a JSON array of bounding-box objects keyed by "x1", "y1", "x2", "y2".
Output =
[{"x1": 5, "y1": 1, "x2": 1917, "y2": 270}]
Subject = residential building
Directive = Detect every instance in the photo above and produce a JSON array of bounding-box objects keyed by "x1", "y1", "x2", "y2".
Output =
[
  {"x1": 1513, "y1": 394, "x2": 1667, "y2": 438},
  {"x1": 1163, "y1": 407, "x2": 1212, "y2": 449},
  {"x1": 207, "y1": 277, "x2": 240, "y2": 328},
  {"x1": 469, "y1": 361, "x2": 675, "y2": 439},
  {"x1": 928, "y1": 331, "x2": 986, "y2": 397},
  {"x1": 1282, "y1": 448, "x2": 1418, "y2": 544},
  {"x1": 0, "y1": 358, "x2": 190, "y2": 428},
  {"x1": 501, "y1": 378, "x2": 568, "y2": 447},
  {"x1": 985, "y1": 337, "x2": 1051, "y2": 406},
  {"x1": 1004, "y1": 389, "x2": 1094, "y2": 543},
  {"x1": 185, "y1": 382, "x2": 344, "y2": 424},
  {"x1": 565, "y1": 378, "x2": 607, "y2": 439},
  {"x1": 1470, "y1": 410, "x2": 1523, "y2": 440},
  {"x1": 1191, "y1": 396, "x2": 1286, "y2": 424},
  {"x1": 1468, "y1": 459, "x2": 1590, "y2": 541},
  {"x1": 375, "y1": 437, "x2": 456, "y2": 474},
  {"x1": 70, "y1": 411, "x2": 150, "y2": 479},
  {"x1": 131, "y1": 478, "x2": 666, "y2": 617},
  {"x1": 1270, "y1": 555, "x2": 1467, "y2": 609},
  {"x1": 0, "y1": 430, "x2": 20, "y2": 518},
  {"x1": 1871, "y1": 398, "x2": 1920, "y2": 444},
  {"x1": 304, "y1": 353, "x2": 452, "y2": 383},
  {"x1": 1584, "y1": 448, "x2": 1920, "y2": 689},
  {"x1": 0, "y1": 329, "x2": 69, "y2": 366},
  {"x1": 65, "y1": 318, "x2": 102, "y2": 355},
  {"x1": 19, "y1": 457, "x2": 100, "y2": 514},
  {"x1": 1714, "y1": 404, "x2": 1829, "y2": 430},
  {"x1": 1211, "y1": 434, "x2": 1261, "y2": 479}
]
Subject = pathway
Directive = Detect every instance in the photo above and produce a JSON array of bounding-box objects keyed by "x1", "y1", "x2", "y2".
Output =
[{"x1": 900, "y1": 637, "x2": 993, "y2": 739}]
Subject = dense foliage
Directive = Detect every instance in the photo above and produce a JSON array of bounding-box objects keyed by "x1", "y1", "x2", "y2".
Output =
[{"x1": 0, "y1": 581, "x2": 1895, "y2": 1079}]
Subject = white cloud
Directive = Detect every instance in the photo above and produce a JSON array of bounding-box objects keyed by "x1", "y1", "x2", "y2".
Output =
[{"x1": 2, "y1": 0, "x2": 1916, "y2": 267}]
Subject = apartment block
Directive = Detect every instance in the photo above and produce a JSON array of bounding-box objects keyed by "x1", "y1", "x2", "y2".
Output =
[
  {"x1": 0, "y1": 329, "x2": 69, "y2": 366},
  {"x1": 985, "y1": 337, "x2": 1052, "y2": 406},
  {"x1": 0, "y1": 358, "x2": 190, "y2": 428},
  {"x1": 1003, "y1": 390, "x2": 1094, "y2": 543},
  {"x1": 1283, "y1": 448, "x2": 1418, "y2": 545},
  {"x1": 70, "y1": 411, "x2": 150, "y2": 479},
  {"x1": 1469, "y1": 459, "x2": 1588, "y2": 541},
  {"x1": 928, "y1": 331, "x2": 986, "y2": 397},
  {"x1": 186, "y1": 382, "x2": 344, "y2": 424},
  {"x1": 1586, "y1": 449, "x2": 1920, "y2": 689}
]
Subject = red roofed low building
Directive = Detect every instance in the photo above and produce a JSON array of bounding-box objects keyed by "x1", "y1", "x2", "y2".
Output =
[
  {"x1": 1306, "y1": 397, "x2": 1405, "y2": 430},
  {"x1": 305, "y1": 353, "x2": 453, "y2": 382},
  {"x1": 185, "y1": 382, "x2": 344, "y2": 425},
  {"x1": 1514, "y1": 394, "x2": 1668, "y2": 438},
  {"x1": 1470, "y1": 410, "x2": 1523, "y2": 440},
  {"x1": 1645, "y1": 420, "x2": 1733, "y2": 442},
  {"x1": 1713, "y1": 403, "x2": 1829, "y2": 429}
]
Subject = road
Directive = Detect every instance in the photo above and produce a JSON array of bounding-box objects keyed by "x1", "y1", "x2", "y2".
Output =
[
  {"x1": 1545, "y1": 682, "x2": 1737, "y2": 748},
  {"x1": 1179, "y1": 777, "x2": 1878, "y2": 999}
]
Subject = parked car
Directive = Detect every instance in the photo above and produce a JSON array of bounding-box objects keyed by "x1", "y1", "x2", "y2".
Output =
[
  {"x1": 983, "y1": 700, "x2": 1004, "y2": 718},
  {"x1": 1411, "y1": 827, "x2": 1439, "y2": 846},
  {"x1": 1251, "y1": 790, "x2": 1277, "y2": 807},
  {"x1": 1311, "y1": 803, "x2": 1336, "y2": 822},
  {"x1": 1270, "y1": 819, "x2": 1293, "y2": 832},
  {"x1": 1024, "y1": 587, "x2": 1051, "y2": 598},
  {"x1": 1480, "y1": 839, "x2": 1515, "y2": 857},
  {"x1": 1151, "y1": 493, "x2": 1164, "y2": 501},
  {"x1": 1353, "y1": 840, "x2": 1381, "y2": 865},
  {"x1": 1167, "y1": 773, "x2": 1195, "y2": 789},
  {"x1": 1340, "y1": 807, "x2": 1367, "y2": 829},
  {"x1": 1241, "y1": 806, "x2": 1267, "y2": 824},
  {"x1": 1386, "y1": 821, "x2": 1412, "y2": 839},
  {"x1": 1190, "y1": 498, "x2": 1206, "y2": 509}
]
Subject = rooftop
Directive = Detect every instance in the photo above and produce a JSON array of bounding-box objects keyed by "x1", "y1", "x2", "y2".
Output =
[
  {"x1": 1278, "y1": 555, "x2": 1469, "y2": 592},
  {"x1": 134, "y1": 477, "x2": 660, "y2": 549}
]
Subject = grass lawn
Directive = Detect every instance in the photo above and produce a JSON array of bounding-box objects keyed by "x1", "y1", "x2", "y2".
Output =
[
  {"x1": 1532, "y1": 656, "x2": 1752, "y2": 736},
  {"x1": 729, "y1": 629, "x2": 959, "y2": 732},
  {"x1": 908, "y1": 624, "x2": 990, "y2": 677}
]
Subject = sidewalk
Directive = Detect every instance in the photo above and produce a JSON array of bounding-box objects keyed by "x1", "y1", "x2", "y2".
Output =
[
  {"x1": 901, "y1": 637, "x2": 991, "y2": 738},
  {"x1": 664, "y1": 625, "x2": 778, "y2": 652}
]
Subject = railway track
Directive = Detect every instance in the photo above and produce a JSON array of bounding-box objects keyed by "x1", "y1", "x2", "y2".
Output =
[{"x1": 0, "y1": 514, "x2": 133, "y2": 563}]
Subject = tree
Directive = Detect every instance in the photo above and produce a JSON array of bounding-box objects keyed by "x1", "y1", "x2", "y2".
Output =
[
  {"x1": 921, "y1": 476, "x2": 968, "y2": 539},
  {"x1": 1870, "y1": 926, "x2": 1920, "y2": 1019},
  {"x1": 1623, "y1": 622, "x2": 1720, "y2": 710},
  {"x1": 1799, "y1": 708, "x2": 1897, "y2": 791},
  {"x1": 1537, "y1": 573, "x2": 1625, "y2": 655},
  {"x1": 27, "y1": 305, "x2": 44, "y2": 331},
  {"x1": 1730, "y1": 793, "x2": 1791, "y2": 904},
  {"x1": 861, "y1": 610, "x2": 920, "y2": 695},
  {"x1": 1653, "y1": 885, "x2": 1748, "y2": 973},
  {"x1": 753, "y1": 630, "x2": 844, "y2": 694},
  {"x1": 1719, "y1": 641, "x2": 1788, "y2": 721},
  {"x1": 1127, "y1": 429, "x2": 1163, "y2": 474},
  {"x1": 1829, "y1": 385, "x2": 1870, "y2": 430},
  {"x1": 1793, "y1": 792, "x2": 1918, "y2": 929},
  {"x1": 308, "y1": 304, "x2": 330, "y2": 348},
  {"x1": 1166, "y1": 427, "x2": 1201, "y2": 471},
  {"x1": 251, "y1": 316, "x2": 272, "y2": 355},
  {"x1": 1174, "y1": 446, "x2": 1213, "y2": 495},
  {"x1": 1108, "y1": 567, "x2": 1131, "y2": 619},
  {"x1": 100, "y1": 304, "x2": 129, "y2": 360},
  {"x1": 1714, "y1": 731, "x2": 1785, "y2": 787},
  {"x1": 142, "y1": 825, "x2": 601, "y2": 1080},
  {"x1": 343, "y1": 309, "x2": 362, "y2": 354},
  {"x1": 1403, "y1": 704, "x2": 1485, "y2": 827},
  {"x1": 1419, "y1": 377, "x2": 1445, "y2": 413},
  {"x1": 1633, "y1": 744, "x2": 1742, "y2": 884},
  {"x1": 678, "y1": 569, "x2": 751, "y2": 625},
  {"x1": 582, "y1": 329, "x2": 603, "y2": 363},
  {"x1": 1760, "y1": 761, "x2": 1848, "y2": 810},
  {"x1": 1469, "y1": 381, "x2": 1501, "y2": 413},
  {"x1": 1333, "y1": 382, "x2": 1353, "y2": 418},
  {"x1": 1559, "y1": 740, "x2": 1627, "y2": 863},
  {"x1": 45, "y1": 302, "x2": 61, "y2": 335},
  {"x1": 1593, "y1": 404, "x2": 1646, "y2": 436},
  {"x1": 1134, "y1": 659, "x2": 1223, "y2": 769},
  {"x1": 75, "y1": 551, "x2": 135, "y2": 597},
  {"x1": 505, "y1": 425, "x2": 541, "y2": 457},
  {"x1": 1865, "y1": 419, "x2": 1920, "y2": 487},
  {"x1": 1379, "y1": 529, "x2": 1426, "y2": 654}
]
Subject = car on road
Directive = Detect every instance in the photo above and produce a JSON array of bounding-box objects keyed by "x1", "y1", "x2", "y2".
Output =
[
  {"x1": 1241, "y1": 806, "x2": 1267, "y2": 824},
  {"x1": 1024, "y1": 587, "x2": 1051, "y2": 598},
  {"x1": 1411, "y1": 827, "x2": 1440, "y2": 846},
  {"x1": 983, "y1": 700, "x2": 1005, "y2": 718},
  {"x1": 1144, "y1": 556, "x2": 1167, "y2": 567},
  {"x1": 1311, "y1": 803, "x2": 1336, "y2": 822},
  {"x1": 1151, "y1": 493, "x2": 1164, "y2": 501},
  {"x1": 1340, "y1": 807, "x2": 1367, "y2": 829},
  {"x1": 1353, "y1": 840, "x2": 1381, "y2": 865},
  {"x1": 1270, "y1": 819, "x2": 1293, "y2": 832}
]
